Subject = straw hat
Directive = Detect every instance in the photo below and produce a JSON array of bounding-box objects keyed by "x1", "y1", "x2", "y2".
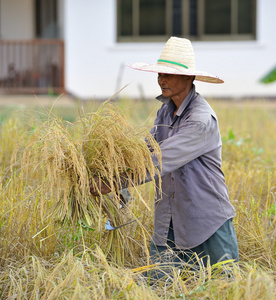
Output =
[{"x1": 127, "y1": 37, "x2": 223, "y2": 84}]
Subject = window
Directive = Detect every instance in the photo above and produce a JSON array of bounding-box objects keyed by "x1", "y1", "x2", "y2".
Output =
[
  {"x1": 117, "y1": 0, "x2": 256, "y2": 42},
  {"x1": 35, "y1": 0, "x2": 59, "y2": 39}
]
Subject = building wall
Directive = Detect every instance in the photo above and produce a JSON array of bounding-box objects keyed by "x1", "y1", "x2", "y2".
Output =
[
  {"x1": 64, "y1": 0, "x2": 276, "y2": 100},
  {"x1": 0, "y1": 0, "x2": 35, "y2": 39}
]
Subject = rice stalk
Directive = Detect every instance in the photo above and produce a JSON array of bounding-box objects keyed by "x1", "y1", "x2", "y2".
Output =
[{"x1": 14, "y1": 100, "x2": 161, "y2": 230}]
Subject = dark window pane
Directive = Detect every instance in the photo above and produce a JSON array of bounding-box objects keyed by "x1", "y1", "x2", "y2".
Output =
[
  {"x1": 189, "y1": 0, "x2": 197, "y2": 35},
  {"x1": 139, "y1": 0, "x2": 166, "y2": 35},
  {"x1": 35, "y1": 0, "x2": 58, "y2": 38},
  {"x1": 118, "y1": 0, "x2": 133, "y2": 36},
  {"x1": 172, "y1": 0, "x2": 182, "y2": 36},
  {"x1": 238, "y1": 0, "x2": 254, "y2": 34},
  {"x1": 204, "y1": 0, "x2": 231, "y2": 34}
]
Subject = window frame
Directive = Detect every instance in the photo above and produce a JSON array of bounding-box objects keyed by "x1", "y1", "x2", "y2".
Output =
[
  {"x1": 116, "y1": 0, "x2": 256, "y2": 42},
  {"x1": 117, "y1": 0, "x2": 172, "y2": 42}
]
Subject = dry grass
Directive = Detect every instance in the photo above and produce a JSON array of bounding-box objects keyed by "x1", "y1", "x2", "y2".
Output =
[
  {"x1": 1, "y1": 97, "x2": 276, "y2": 299},
  {"x1": 11, "y1": 100, "x2": 161, "y2": 226}
]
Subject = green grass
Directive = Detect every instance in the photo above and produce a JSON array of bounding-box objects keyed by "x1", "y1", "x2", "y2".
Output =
[{"x1": 0, "y1": 97, "x2": 276, "y2": 299}]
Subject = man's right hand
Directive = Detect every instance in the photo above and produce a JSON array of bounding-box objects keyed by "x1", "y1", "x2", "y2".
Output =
[{"x1": 90, "y1": 176, "x2": 112, "y2": 196}]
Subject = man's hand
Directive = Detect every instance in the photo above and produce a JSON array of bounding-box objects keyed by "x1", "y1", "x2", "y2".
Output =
[{"x1": 90, "y1": 176, "x2": 112, "y2": 196}]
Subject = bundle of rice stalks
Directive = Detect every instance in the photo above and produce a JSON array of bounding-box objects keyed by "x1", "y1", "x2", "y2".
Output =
[{"x1": 16, "y1": 100, "x2": 161, "y2": 228}]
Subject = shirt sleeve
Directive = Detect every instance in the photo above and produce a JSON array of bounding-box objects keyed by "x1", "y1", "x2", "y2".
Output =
[{"x1": 152, "y1": 115, "x2": 221, "y2": 176}]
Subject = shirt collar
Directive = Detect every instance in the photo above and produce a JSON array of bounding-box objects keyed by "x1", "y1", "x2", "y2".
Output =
[{"x1": 156, "y1": 84, "x2": 196, "y2": 116}]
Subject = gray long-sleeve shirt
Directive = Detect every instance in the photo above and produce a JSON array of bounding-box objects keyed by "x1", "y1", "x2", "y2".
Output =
[{"x1": 150, "y1": 85, "x2": 235, "y2": 249}]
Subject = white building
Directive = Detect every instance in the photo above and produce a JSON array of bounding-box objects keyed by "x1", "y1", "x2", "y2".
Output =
[{"x1": 0, "y1": 0, "x2": 275, "y2": 99}]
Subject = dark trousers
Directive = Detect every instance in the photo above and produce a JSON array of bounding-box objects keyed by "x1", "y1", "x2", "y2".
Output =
[{"x1": 149, "y1": 218, "x2": 239, "y2": 279}]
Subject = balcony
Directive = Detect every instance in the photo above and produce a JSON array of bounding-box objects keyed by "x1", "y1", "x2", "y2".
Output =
[{"x1": 0, "y1": 39, "x2": 64, "y2": 94}]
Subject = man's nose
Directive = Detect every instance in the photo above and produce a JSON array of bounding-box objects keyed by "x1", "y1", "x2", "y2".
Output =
[{"x1": 158, "y1": 75, "x2": 165, "y2": 84}]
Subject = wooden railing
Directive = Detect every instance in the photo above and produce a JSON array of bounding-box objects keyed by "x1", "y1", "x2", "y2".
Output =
[{"x1": 0, "y1": 39, "x2": 64, "y2": 94}]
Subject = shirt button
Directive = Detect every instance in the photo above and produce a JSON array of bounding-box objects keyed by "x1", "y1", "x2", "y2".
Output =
[{"x1": 171, "y1": 194, "x2": 174, "y2": 198}]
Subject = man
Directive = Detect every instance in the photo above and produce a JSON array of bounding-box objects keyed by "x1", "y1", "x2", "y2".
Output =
[{"x1": 92, "y1": 37, "x2": 239, "y2": 272}]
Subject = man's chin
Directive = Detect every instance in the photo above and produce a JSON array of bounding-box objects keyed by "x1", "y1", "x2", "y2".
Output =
[
  {"x1": 161, "y1": 90, "x2": 170, "y2": 97},
  {"x1": 162, "y1": 93, "x2": 171, "y2": 98}
]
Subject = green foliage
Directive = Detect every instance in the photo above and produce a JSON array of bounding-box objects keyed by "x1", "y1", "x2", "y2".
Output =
[
  {"x1": 222, "y1": 128, "x2": 251, "y2": 146},
  {"x1": 260, "y1": 65, "x2": 276, "y2": 84}
]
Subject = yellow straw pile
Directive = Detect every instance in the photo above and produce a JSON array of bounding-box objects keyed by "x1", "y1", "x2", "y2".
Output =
[{"x1": 18, "y1": 101, "x2": 161, "y2": 226}]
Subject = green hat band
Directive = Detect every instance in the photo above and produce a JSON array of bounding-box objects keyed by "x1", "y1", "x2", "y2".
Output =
[{"x1": 157, "y1": 59, "x2": 188, "y2": 69}]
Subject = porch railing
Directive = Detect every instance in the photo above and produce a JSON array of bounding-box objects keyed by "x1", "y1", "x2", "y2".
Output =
[{"x1": 0, "y1": 39, "x2": 64, "y2": 94}]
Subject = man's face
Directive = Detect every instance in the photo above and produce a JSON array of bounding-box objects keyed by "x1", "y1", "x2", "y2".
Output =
[{"x1": 157, "y1": 73, "x2": 193, "y2": 100}]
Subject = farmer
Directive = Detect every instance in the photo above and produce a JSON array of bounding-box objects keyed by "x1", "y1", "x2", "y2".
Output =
[{"x1": 91, "y1": 37, "x2": 239, "y2": 274}]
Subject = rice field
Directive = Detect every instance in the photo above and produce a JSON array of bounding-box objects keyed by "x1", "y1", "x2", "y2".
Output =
[{"x1": 0, "y1": 96, "x2": 276, "y2": 299}]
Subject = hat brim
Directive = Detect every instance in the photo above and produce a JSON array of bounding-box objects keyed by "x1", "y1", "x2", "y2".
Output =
[{"x1": 127, "y1": 62, "x2": 224, "y2": 84}]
